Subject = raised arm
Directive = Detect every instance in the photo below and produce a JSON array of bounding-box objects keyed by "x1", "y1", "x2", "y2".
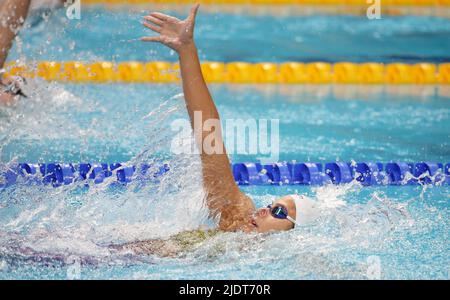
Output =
[
  {"x1": 141, "y1": 5, "x2": 255, "y2": 231},
  {"x1": 0, "y1": 0, "x2": 31, "y2": 105},
  {"x1": 0, "y1": 0, "x2": 31, "y2": 69}
]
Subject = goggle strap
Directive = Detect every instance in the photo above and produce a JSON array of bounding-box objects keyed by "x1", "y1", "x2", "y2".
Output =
[{"x1": 286, "y1": 216, "x2": 297, "y2": 226}]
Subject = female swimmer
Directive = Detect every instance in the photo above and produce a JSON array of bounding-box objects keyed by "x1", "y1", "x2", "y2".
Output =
[{"x1": 136, "y1": 4, "x2": 318, "y2": 237}]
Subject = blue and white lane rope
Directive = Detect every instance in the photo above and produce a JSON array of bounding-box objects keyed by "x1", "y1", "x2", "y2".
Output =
[{"x1": 1, "y1": 161, "x2": 449, "y2": 188}]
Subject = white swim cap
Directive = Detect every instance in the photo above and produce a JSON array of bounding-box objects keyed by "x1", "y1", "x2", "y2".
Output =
[{"x1": 291, "y1": 194, "x2": 318, "y2": 226}]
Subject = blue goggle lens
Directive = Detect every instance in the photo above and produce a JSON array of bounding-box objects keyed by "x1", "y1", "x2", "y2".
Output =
[{"x1": 267, "y1": 205, "x2": 288, "y2": 219}]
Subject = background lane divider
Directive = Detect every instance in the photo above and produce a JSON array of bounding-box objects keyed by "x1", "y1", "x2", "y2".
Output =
[
  {"x1": 1, "y1": 161, "x2": 448, "y2": 188},
  {"x1": 4, "y1": 61, "x2": 450, "y2": 84},
  {"x1": 81, "y1": 0, "x2": 450, "y2": 7}
]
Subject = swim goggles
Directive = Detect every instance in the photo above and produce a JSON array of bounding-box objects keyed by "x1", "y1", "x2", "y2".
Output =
[
  {"x1": 0, "y1": 74, "x2": 28, "y2": 98},
  {"x1": 267, "y1": 204, "x2": 297, "y2": 225}
]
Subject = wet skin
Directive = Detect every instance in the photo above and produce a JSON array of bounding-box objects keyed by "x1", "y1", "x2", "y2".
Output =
[{"x1": 248, "y1": 195, "x2": 296, "y2": 233}]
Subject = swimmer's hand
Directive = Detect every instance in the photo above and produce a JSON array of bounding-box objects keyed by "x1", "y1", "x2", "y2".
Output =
[{"x1": 141, "y1": 4, "x2": 199, "y2": 54}]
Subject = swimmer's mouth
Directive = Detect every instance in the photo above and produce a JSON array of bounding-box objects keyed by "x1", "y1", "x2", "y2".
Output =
[{"x1": 251, "y1": 219, "x2": 258, "y2": 228}]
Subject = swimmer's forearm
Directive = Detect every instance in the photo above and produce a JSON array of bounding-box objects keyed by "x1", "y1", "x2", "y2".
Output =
[
  {"x1": 178, "y1": 42, "x2": 255, "y2": 229},
  {"x1": 178, "y1": 43, "x2": 220, "y2": 124},
  {"x1": 178, "y1": 42, "x2": 228, "y2": 156},
  {"x1": 0, "y1": 0, "x2": 31, "y2": 69}
]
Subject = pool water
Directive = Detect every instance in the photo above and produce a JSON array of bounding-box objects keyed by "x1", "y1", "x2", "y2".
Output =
[
  {"x1": 8, "y1": 8, "x2": 450, "y2": 63},
  {"x1": 0, "y1": 7, "x2": 449, "y2": 279},
  {"x1": 1, "y1": 83, "x2": 449, "y2": 163}
]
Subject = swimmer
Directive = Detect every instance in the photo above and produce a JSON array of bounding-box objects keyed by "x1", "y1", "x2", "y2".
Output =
[
  {"x1": 0, "y1": 0, "x2": 31, "y2": 105},
  {"x1": 114, "y1": 5, "x2": 319, "y2": 256},
  {"x1": 140, "y1": 4, "x2": 319, "y2": 233}
]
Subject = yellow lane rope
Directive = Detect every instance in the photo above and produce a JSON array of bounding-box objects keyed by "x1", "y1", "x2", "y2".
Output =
[
  {"x1": 4, "y1": 61, "x2": 450, "y2": 84},
  {"x1": 83, "y1": 0, "x2": 450, "y2": 6}
]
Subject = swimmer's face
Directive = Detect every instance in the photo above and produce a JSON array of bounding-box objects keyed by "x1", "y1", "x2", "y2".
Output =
[{"x1": 251, "y1": 195, "x2": 296, "y2": 233}]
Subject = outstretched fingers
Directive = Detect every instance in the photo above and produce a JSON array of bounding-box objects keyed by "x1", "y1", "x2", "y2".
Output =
[
  {"x1": 150, "y1": 12, "x2": 177, "y2": 23},
  {"x1": 141, "y1": 13, "x2": 167, "y2": 44},
  {"x1": 143, "y1": 21, "x2": 161, "y2": 33},
  {"x1": 140, "y1": 36, "x2": 162, "y2": 43},
  {"x1": 143, "y1": 15, "x2": 163, "y2": 26}
]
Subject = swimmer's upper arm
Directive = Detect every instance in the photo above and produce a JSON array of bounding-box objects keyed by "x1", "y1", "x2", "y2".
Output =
[
  {"x1": 178, "y1": 45, "x2": 255, "y2": 231},
  {"x1": 141, "y1": 6, "x2": 255, "y2": 231}
]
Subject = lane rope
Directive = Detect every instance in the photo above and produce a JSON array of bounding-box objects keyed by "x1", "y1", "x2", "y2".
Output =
[
  {"x1": 4, "y1": 61, "x2": 450, "y2": 84},
  {"x1": 82, "y1": 0, "x2": 450, "y2": 7},
  {"x1": 1, "y1": 161, "x2": 449, "y2": 187}
]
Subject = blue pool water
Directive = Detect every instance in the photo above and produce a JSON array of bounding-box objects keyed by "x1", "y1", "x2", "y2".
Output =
[
  {"x1": 0, "y1": 7, "x2": 449, "y2": 279},
  {"x1": 7, "y1": 8, "x2": 450, "y2": 63},
  {"x1": 1, "y1": 83, "x2": 449, "y2": 163}
]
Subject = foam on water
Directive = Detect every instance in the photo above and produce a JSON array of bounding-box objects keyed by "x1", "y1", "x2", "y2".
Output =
[
  {"x1": 0, "y1": 178, "x2": 447, "y2": 279},
  {"x1": 0, "y1": 79, "x2": 448, "y2": 279},
  {"x1": 0, "y1": 80, "x2": 211, "y2": 259}
]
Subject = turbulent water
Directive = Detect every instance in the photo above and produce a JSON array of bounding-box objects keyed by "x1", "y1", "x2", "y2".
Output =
[
  {"x1": 0, "y1": 8, "x2": 449, "y2": 279},
  {"x1": 0, "y1": 171, "x2": 448, "y2": 279}
]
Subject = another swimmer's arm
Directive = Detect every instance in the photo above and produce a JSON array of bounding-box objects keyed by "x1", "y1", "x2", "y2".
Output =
[
  {"x1": 0, "y1": 0, "x2": 31, "y2": 69},
  {"x1": 0, "y1": 0, "x2": 31, "y2": 105},
  {"x1": 141, "y1": 5, "x2": 255, "y2": 231}
]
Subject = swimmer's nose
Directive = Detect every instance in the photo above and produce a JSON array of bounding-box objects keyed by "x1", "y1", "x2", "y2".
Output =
[{"x1": 257, "y1": 208, "x2": 269, "y2": 218}]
